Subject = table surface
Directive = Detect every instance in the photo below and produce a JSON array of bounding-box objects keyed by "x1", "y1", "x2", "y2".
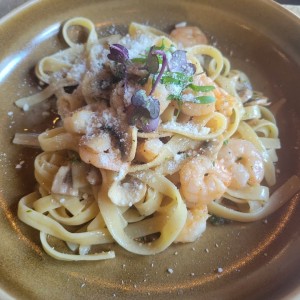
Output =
[{"x1": 0, "y1": 1, "x2": 299, "y2": 19}]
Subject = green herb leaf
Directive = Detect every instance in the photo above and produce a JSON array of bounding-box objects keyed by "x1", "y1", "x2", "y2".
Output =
[
  {"x1": 195, "y1": 95, "x2": 215, "y2": 104},
  {"x1": 161, "y1": 71, "x2": 192, "y2": 87},
  {"x1": 167, "y1": 94, "x2": 182, "y2": 101},
  {"x1": 188, "y1": 84, "x2": 215, "y2": 93}
]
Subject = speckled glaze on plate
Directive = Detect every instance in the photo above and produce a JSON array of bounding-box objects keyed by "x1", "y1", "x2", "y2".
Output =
[{"x1": 0, "y1": 0, "x2": 300, "y2": 299}]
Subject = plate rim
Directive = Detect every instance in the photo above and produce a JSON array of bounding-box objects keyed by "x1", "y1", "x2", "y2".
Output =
[{"x1": 0, "y1": 0, "x2": 300, "y2": 299}]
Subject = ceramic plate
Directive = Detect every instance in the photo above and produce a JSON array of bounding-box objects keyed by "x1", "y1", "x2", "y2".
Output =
[{"x1": 0, "y1": 0, "x2": 300, "y2": 299}]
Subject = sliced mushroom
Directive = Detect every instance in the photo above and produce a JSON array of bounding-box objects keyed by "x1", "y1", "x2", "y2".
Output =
[
  {"x1": 81, "y1": 68, "x2": 114, "y2": 103},
  {"x1": 126, "y1": 63, "x2": 148, "y2": 79},
  {"x1": 231, "y1": 70, "x2": 253, "y2": 103},
  {"x1": 75, "y1": 107, "x2": 138, "y2": 172},
  {"x1": 51, "y1": 161, "x2": 92, "y2": 196},
  {"x1": 244, "y1": 91, "x2": 270, "y2": 107},
  {"x1": 51, "y1": 164, "x2": 78, "y2": 196},
  {"x1": 198, "y1": 137, "x2": 223, "y2": 159},
  {"x1": 79, "y1": 128, "x2": 137, "y2": 172},
  {"x1": 108, "y1": 176, "x2": 147, "y2": 206}
]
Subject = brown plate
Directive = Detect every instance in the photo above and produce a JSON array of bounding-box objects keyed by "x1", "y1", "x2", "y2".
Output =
[{"x1": 0, "y1": 0, "x2": 300, "y2": 299}]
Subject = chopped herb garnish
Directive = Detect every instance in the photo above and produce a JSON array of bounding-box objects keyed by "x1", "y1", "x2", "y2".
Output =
[
  {"x1": 131, "y1": 40, "x2": 171, "y2": 66},
  {"x1": 110, "y1": 42, "x2": 216, "y2": 131},
  {"x1": 161, "y1": 71, "x2": 215, "y2": 107},
  {"x1": 167, "y1": 94, "x2": 182, "y2": 101},
  {"x1": 161, "y1": 71, "x2": 192, "y2": 87},
  {"x1": 188, "y1": 84, "x2": 215, "y2": 93},
  {"x1": 195, "y1": 95, "x2": 215, "y2": 104},
  {"x1": 26, "y1": 210, "x2": 32, "y2": 213},
  {"x1": 223, "y1": 140, "x2": 229, "y2": 145}
]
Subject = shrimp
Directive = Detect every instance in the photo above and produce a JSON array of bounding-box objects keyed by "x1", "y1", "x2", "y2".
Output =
[
  {"x1": 214, "y1": 85, "x2": 236, "y2": 117},
  {"x1": 179, "y1": 156, "x2": 231, "y2": 208},
  {"x1": 79, "y1": 134, "x2": 128, "y2": 172},
  {"x1": 175, "y1": 205, "x2": 209, "y2": 243},
  {"x1": 181, "y1": 73, "x2": 235, "y2": 117},
  {"x1": 181, "y1": 73, "x2": 216, "y2": 117},
  {"x1": 79, "y1": 124, "x2": 137, "y2": 172},
  {"x1": 64, "y1": 104, "x2": 137, "y2": 172},
  {"x1": 170, "y1": 26, "x2": 208, "y2": 48},
  {"x1": 180, "y1": 101, "x2": 215, "y2": 117},
  {"x1": 218, "y1": 139, "x2": 264, "y2": 189}
]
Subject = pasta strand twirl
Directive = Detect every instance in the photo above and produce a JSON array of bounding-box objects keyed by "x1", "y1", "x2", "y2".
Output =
[{"x1": 14, "y1": 18, "x2": 299, "y2": 261}]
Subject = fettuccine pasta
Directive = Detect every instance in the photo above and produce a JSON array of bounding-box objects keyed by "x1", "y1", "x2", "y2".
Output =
[{"x1": 15, "y1": 18, "x2": 300, "y2": 261}]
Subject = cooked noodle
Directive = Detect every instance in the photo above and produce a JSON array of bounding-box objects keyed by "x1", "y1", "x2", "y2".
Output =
[{"x1": 15, "y1": 18, "x2": 300, "y2": 261}]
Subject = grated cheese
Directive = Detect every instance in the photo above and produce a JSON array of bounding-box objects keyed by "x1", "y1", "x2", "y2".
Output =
[
  {"x1": 161, "y1": 121, "x2": 210, "y2": 135},
  {"x1": 119, "y1": 34, "x2": 154, "y2": 59}
]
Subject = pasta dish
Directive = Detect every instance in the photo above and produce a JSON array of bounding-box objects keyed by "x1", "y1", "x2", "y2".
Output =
[{"x1": 14, "y1": 18, "x2": 300, "y2": 261}]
